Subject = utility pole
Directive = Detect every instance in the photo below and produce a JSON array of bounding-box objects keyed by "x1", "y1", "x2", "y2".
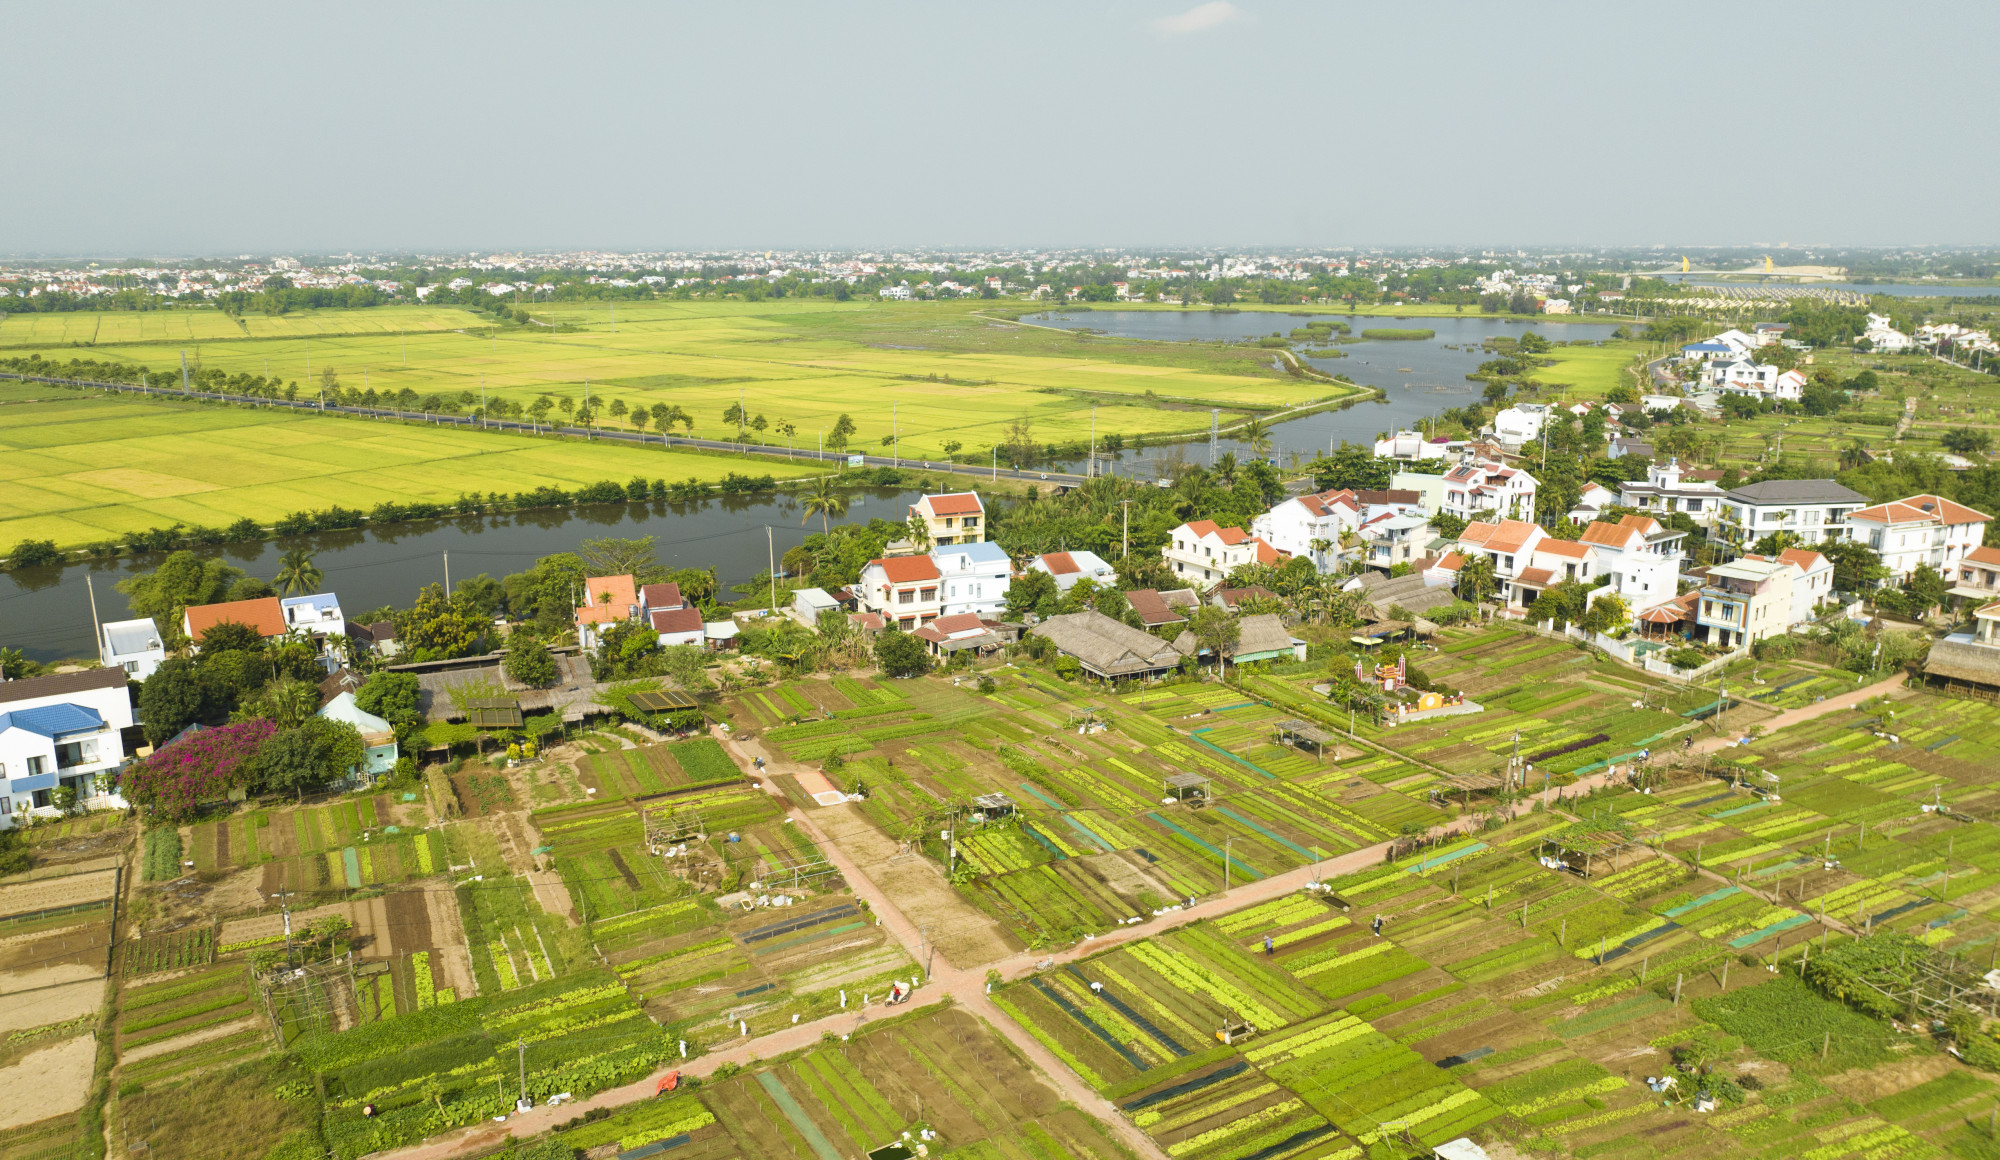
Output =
[
  {"x1": 893, "y1": 401, "x2": 899, "y2": 468},
  {"x1": 86, "y1": 576, "x2": 101, "y2": 660},
  {"x1": 767, "y1": 527, "x2": 777, "y2": 614},
  {"x1": 1120, "y1": 500, "x2": 1132, "y2": 558},
  {"x1": 1210, "y1": 409, "x2": 1219, "y2": 465},
  {"x1": 1089, "y1": 403, "x2": 1096, "y2": 479},
  {"x1": 1223, "y1": 836, "x2": 1234, "y2": 893},
  {"x1": 443, "y1": 551, "x2": 451, "y2": 594},
  {"x1": 992, "y1": 444, "x2": 998, "y2": 482},
  {"x1": 180, "y1": 350, "x2": 191, "y2": 394},
  {"x1": 517, "y1": 1039, "x2": 528, "y2": 1108}
]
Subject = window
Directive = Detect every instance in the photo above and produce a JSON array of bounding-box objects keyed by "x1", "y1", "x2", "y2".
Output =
[
  {"x1": 898, "y1": 589, "x2": 914, "y2": 605},
  {"x1": 55, "y1": 742, "x2": 84, "y2": 769},
  {"x1": 25, "y1": 757, "x2": 44, "y2": 777}
]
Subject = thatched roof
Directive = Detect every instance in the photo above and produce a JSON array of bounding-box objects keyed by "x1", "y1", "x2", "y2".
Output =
[
  {"x1": 1356, "y1": 571, "x2": 1460, "y2": 617},
  {"x1": 1029, "y1": 610, "x2": 1190, "y2": 678},
  {"x1": 1926, "y1": 639, "x2": 2000, "y2": 689}
]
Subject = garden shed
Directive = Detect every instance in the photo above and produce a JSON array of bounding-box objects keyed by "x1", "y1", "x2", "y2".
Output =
[
  {"x1": 971, "y1": 792, "x2": 1016, "y2": 820},
  {"x1": 1542, "y1": 826, "x2": 1645, "y2": 878},
  {"x1": 1165, "y1": 771, "x2": 1211, "y2": 806},
  {"x1": 463, "y1": 698, "x2": 524, "y2": 730},
  {"x1": 1273, "y1": 719, "x2": 1335, "y2": 759}
]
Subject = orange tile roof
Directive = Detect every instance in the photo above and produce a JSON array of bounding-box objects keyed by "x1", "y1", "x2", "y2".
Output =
[
  {"x1": 648, "y1": 606, "x2": 704, "y2": 634},
  {"x1": 1433, "y1": 551, "x2": 1466, "y2": 571},
  {"x1": 1777, "y1": 547, "x2": 1829, "y2": 572},
  {"x1": 1849, "y1": 493, "x2": 1993, "y2": 526},
  {"x1": 1538, "y1": 539, "x2": 1592, "y2": 559},
  {"x1": 1252, "y1": 539, "x2": 1282, "y2": 564},
  {"x1": 1482, "y1": 519, "x2": 1543, "y2": 554},
  {"x1": 1616, "y1": 514, "x2": 1664, "y2": 536},
  {"x1": 872, "y1": 556, "x2": 940, "y2": 583},
  {"x1": 185, "y1": 597, "x2": 286, "y2": 641},
  {"x1": 576, "y1": 575, "x2": 638, "y2": 625},
  {"x1": 1515, "y1": 567, "x2": 1555, "y2": 588},
  {"x1": 1578, "y1": 521, "x2": 1632, "y2": 547},
  {"x1": 915, "y1": 492, "x2": 984, "y2": 516},
  {"x1": 1964, "y1": 546, "x2": 2000, "y2": 567},
  {"x1": 1182, "y1": 519, "x2": 1222, "y2": 539},
  {"x1": 1459, "y1": 522, "x2": 1498, "y2": 547},
  {"x1": 1039, "y1": 551, "x2": 1081, "y2": 575}
]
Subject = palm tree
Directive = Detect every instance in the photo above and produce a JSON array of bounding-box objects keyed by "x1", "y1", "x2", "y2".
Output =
[
  {"x1": 800, "y1": 476, "x2": 849, "y2": 534},
  {"x1": 1237, "y1": 417, "x2": 1274, "y2": 461},
  {"x1": 1456, "y1": 554, "x2": 1498, "y2": 608},
  {"x1": 274, "y1": 549, "x2": 322, "y2": 596},
  {"x1": 1839, "y1": 438, "x2": 1870, "y2": 470}
]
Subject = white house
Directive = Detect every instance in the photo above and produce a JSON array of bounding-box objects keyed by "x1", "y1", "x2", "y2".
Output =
[
  {"x1": 1617, "y1": 459, "x2": 1725, "y2": 527},
  {"x1": 1508, "y1": 537, "x2": 1594, "y2": 609},
  {"x1": 1737, "y1": 547, "x2": 1835, "y2": 625},
  {"x1": 99, "y1": 618, "x2": 166, "y2": 679},
  {"x1": 1252, "y1": 490, "x2": 1359, "y2": 572},
  {"x1": 1492, "y1": 403, "x2": 1550, "y2": 449},
  {"x1": 1580, "y1": 515, "x2": 1685, "y2": 612},
  {"x1": 317, "y1": 692, "x2": 398, "y2": 780},
  {"x1": 1859, "y1": 313, "x2": 1914, "y2": 353},
  {"x1": 1389, "y1": 470, "x2": 1448, "y2": 516},
  {"x1": 1029, "y1": 550, "x2": 1116, "y2": 594},
  {"x1": 1843, "y1": 494, "x2": 1993, "y2": 584},
  {"x1": 1707, "y1": 359, "x2": 1804, "y2": 401},
  {"x1": 281, "y1": 592, "x2": 346, "y2": 642},
  {"x1": 932, "y1": 541, "x2": 1011, "y2": 616},
  {"x1": 1162, "y1": 521, "x2": 1283, "y2": 586},
  {"x1": 1440, "y1": 457, "x2": 1538, "y2": 523},
  {"x1": 1372, "y1": 430, "x2": 1449, "y2": 461},
  {"x1": 1359, "y1": 512, "x2": 1434, "y2": 573},
  {"x1": 857, "y1": 555, "x2": 944, "y2": 629},
  {"x1": 1641, "y1": 394, "x2": 1684, "y2": 413},
  {"x1": 0, "y1": 667, "x2": 132, "y2": 824},
  {"x1": 1696, "y1": 558, "x2": 1798, "y2": 649},
  {"x1": 649, "y1": 605, "x2": 707, "y2": 649},
  {"x1": 1716, "y1": 479, "x2": 1872, "y2": 554},
  {"x1": 909, "y1": 492, "x2": 986, "y2": 546},
  {"x1": 1567, "y1": 482, "x2": 1621, "y2": 526}
]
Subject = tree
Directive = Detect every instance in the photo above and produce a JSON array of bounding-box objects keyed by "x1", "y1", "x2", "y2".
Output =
[
  {"x1": 1907, "y1": 564, "x2": 1950, "y2": 613},
  {"x1": 826, "y1": 413, "x2": 857, "y2": 451},
  {"x1": 630, "y1": 409, "x2": 649, "y2": 437},
  {"x1": 504, "y1": 636, "x2": 559, "y2": 688},
  {"x1": 238, "y1": 676, "x2": 322, "y2": 729},
  {"x1": 274, "y1": 548, "x2": 322, "y2": 596},
  {"x1": 253, "y1": 718, "x2": 365, "y2": 799},
  {"x1": 138, "y1": 658, "x2": 204, "y2": 747},
  {"x1": 874, "y1": 629, "x2": 930, "y2": 678},
  {"x1": 800, "y1": 476, "x2": 850, "y2": 534},
  {"x1": 1310, "y1": 443, "x2": 1393, "y2": 492},
  {"x1": 1327, "y1": 675, "x2": 1386, "y2": 725},
  {"x1": 197, "y1": 620, "x2": 266, "y2": 656},
  {"x1": 1455, "y1": 554, "x2": 1498, "y2": 606},
  {"x1": 121, "y1": 718, "x2": 276, "y2": 820},
  {"x1": 7, "y1": 539, "x2": 61, "y2": 567},
  {"x1": 904, "y1": 514, "x2": 933, "y2": 552},
  {"x1": 452, "y1": 574, "x2": 508, "y2": 620},
  {"x1": 1187, "y1": 605, "x2": 1240, "y2": 671},
  {"x1": 354, "y1": 671, "x2": 422, "y2": 733},
  {"x1": 579, "y1": 537, "x2": 668, "y2": 585},
  {"x1": 656, "y1": 644, "x2": 710, "y2": 692},
  {"x1": 119, "y1": 550, "x2": 245, "y2": 647},
  {"x1": 1003, "y1": 571, "x2": 1060, "y2": 619},
  {"x1": 1819, "y1": 540, "x2": 1886, "y2": 592},
  {"x1": 402, "y1": 584, "x2": 482, "y2": 661},
  {"x1": 1942, "y1": 427, "x2": 1995, "y2": 456}
]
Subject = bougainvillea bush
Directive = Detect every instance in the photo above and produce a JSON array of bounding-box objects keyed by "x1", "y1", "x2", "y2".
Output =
[{"x1": 117, "y1": 719, "x2": 275, "y2": 821}]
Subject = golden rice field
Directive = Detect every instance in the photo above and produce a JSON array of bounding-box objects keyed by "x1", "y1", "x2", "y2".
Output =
[
  {"x1": 0, "y1": 393, "x2": 821, "y2": 548},
  {"x1": 7, "y1": 300, "x2": 1355, "y2": 460},
  {"x1": 0, "y1": 305, "x2": 490, "y2": 346}
]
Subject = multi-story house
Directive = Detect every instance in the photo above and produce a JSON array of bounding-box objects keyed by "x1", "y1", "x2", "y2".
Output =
[
  {"x1": 1507, "y1": 537, "x2": 1593, "y2": 609},
  {"x1": 1705, "y1": 359, "x2": 1805, "y2": 401},
  {"x1": 1491, "y1": 403, "x2": 1550, "y2": 448},
  {"x1": 1162, "y1": 521, "x2": 1282, "y2": 586},
  {"x1": 1739, "y1": 547, "x2": 1836, "y2": 626},
  {"x1": 1027, "y1": 549, "x2": 1115, "y2": 595},
  {"x1": 0, "y1": 667, "x2": 132, "y2": 824},
  {"x1": 281, "y1": 592, "x2": 345, "y2": 641},
  {"x1": 1579, "y1": 514, "x2": 1685, "y2": 611},
  {"x1": 1371, "y1": 430, "x2": 1449, "y2": 461},
  {"x1": 1843, "y1": 494, "x2": 1992, "y2": 583},
  {"x1": 1715, "y1": 479, "x2": 1871, "y2": 554},
  {"x1": 1616, "y1": 458, "x2": 1725, "y2": 527},
  {"x1": 1251, "y1": 490, "x2": 1359, "y2": 572},
  {"x1": 1456, "y1": 519, "x2": 1548, "y2": 589},
  {"x1": 1952, "y1": 546, "x2": 2000, "y2": 604},
  {"x1": 857, "y1": 555, "x2": 943, "y2": 629},
  {"x1": 909, "y1": 492, "x2": 986, "y2": 546},
  {"x1": 1696, "y1": 558, "x2": 1797, "y2": 649},
  {"x1": 1440, "y1": 457, "x2": 1538, "y2": 523},
  {"x1": 575, "y1": 574, "x2": 639, "y2": 649},
  {"x1": 932, "y1": 542, "x2": 1011, "y2": 617},
  {"x1": 99, "y1": 618, "x2": 166, "y2": 679},
  {"x1": 1359, "y1": 513, "x2": 1433, "y2": 573}
]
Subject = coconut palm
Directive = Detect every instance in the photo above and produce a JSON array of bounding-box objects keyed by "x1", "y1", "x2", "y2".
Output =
[
  {"x1": 1237, "y1": 417, "x2": 1275, "y2": 461},
  {"x1": 274, "y1": 548, "x2": 322, "y2": 596},
  {"x1": 800, "y1": 476, "x2": 849, "y2": 534},
  {"x1": 1456, "y1": 554, "x2": 1498, "y2": 608}
]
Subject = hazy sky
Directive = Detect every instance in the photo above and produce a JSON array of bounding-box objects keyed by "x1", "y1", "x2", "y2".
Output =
[{"x1": 5, "y1": 1, "x2": 1996, "y2": 254}]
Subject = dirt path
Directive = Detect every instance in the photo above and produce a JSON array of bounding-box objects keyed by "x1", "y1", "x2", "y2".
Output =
[{"x1": 1689, "y1": 673, "x2": 1908, "y2": 755}]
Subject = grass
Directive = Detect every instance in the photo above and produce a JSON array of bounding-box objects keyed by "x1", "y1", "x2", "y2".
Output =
[{"x1": 0, "y1": 390, "x2": 823, "y2": 548}]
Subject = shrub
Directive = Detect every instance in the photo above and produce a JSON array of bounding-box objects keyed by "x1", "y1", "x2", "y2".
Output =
[
  {"x1": 6, "y1": 539, "x2": 61, "y2": 568},
  {"x1": 119, "y1": 719, "x2": 277, "y2": 822}
]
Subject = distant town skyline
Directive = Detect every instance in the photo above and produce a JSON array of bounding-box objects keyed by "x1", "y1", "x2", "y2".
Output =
[{"x1": 3, "y1": 1, "x2": 1996, "y2": 253}]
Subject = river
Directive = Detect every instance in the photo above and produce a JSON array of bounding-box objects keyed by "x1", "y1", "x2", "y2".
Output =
[
  {"x1": 1030, "y1": 309, "x2": 1622, "y2": 472},
  {"x1": 2, "y1": 488, "x2": 925, "y2": 664}
]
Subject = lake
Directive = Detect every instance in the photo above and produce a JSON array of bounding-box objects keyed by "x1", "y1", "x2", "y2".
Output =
[{"x1": 2, "y1": 487, "x2": 926, "y2": 664}]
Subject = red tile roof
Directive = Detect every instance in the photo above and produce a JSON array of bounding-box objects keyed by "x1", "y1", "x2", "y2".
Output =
[
  {"x1": 1965, "y1": 546, "x2": 2000, "y2": 567},
  {"x1": 1124, "y1": 589, "x2": 1188, "y2": 626},
  {"x1": 1777, "y1": 547, "x2": 1829, "y2": 572},
  {"x1": 915, "y1": 492, "x2": 984, "y2": 516},
  {"x1": 1182, "y1": 519, "x2": 1222, "y2": 539},
  {"x1": 1537, "y1": 539, "x2": 1591, "y2": 559},
  {"x1": 639, "y1": 582, "x2": 683, "y2": 610},
  {"x1": 1514, "y1": 567, "x2": 1555, "y2": 588},
  {"x1": 1579, "y1": 521, "x2": 1633, "y2": 547},
  {"x1": 576, "y1": 575, "x2": 638, "y2": 625},
  {"x1": 1039, "y1": 551, "x2": 1081, "y2": 575},
  {"x1": 871, "y1": 556, "x2": 940, "y2": 583},
  {"x1": 1432, "y1": 551, "x2": 1466, "y2": 572},
  {"x1": 1252, "y1": 539, "x2": 1282, "y2": 564},
  {"x1": 1481, "y1": 519, "x2": 1542, "y2": 554},
  {"x1": 649, "y1": 606, "x2": 704, "y2": 635},
  {"x1": 185, "y1": 597, "x2": 286, "y2": 641}
]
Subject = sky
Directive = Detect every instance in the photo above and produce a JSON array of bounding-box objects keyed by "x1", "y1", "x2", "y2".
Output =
[{"x1": 4, "y1": 1, "x2": 1997, "y2": 255}]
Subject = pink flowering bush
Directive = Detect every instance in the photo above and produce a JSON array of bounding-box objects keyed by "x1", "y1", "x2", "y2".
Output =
[{"x1": 117, "y1": 718, "x2": 276, "y2": 821}]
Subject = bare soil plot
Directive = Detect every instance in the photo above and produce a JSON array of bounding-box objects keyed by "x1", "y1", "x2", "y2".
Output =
[
  {"x1": 811, "y1": 802, "x2": 1018, "y2": 967},
  {"x1": 0, "y1": 869, "x2": 117, "y2": 918},
  {"x1": 0, "y1": 979, "x2": 101, "y2": 1034},
  {"x1": 0, "y1": 1036, "x2": 93, "y2": 1130}
]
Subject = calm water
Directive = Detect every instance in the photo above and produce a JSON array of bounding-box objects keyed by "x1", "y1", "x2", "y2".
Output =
[
  {"x1": 2, "y1": 488, "x2": 925, "y2": 663},
  {"x1": 1033, "y1": 310, "x2": 1622, "y2": 472}
]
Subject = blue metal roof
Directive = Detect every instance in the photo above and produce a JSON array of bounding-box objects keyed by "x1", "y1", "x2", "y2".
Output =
[
  {"x1": 932, "y1": 541, "x2": 1010, "y2": 566},
  {"x1": 0, "y1": 703, "x2": 104, "y2": 739},
  {"x1": 280, "y1": 593, "x2": 341, "y2": 611},
  {"x1": 1682, "y1": 342, "x2": 1730, "y2": 352}
]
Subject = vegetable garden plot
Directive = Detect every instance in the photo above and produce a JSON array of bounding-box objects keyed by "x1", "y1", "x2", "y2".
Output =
[
  {"x1": 1249, "y1": 1011, "x2": 1499, "y2": 1147},
  {"x1": 115, "y1": 964, "x2": 255, "y2": 1055},
  {"x1": 299, "y1": 968, "x2": 671, "y2": 1160}
]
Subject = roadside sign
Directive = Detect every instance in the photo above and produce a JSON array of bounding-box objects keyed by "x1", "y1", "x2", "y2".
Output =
[{"x1": 846, "y1": 454, "x2": 864, "y2": 468}]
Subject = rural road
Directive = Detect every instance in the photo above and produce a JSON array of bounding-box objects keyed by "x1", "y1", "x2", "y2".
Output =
[{"x1": 1687, "y1": 672, "x2": 1908, "y2": 755}]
